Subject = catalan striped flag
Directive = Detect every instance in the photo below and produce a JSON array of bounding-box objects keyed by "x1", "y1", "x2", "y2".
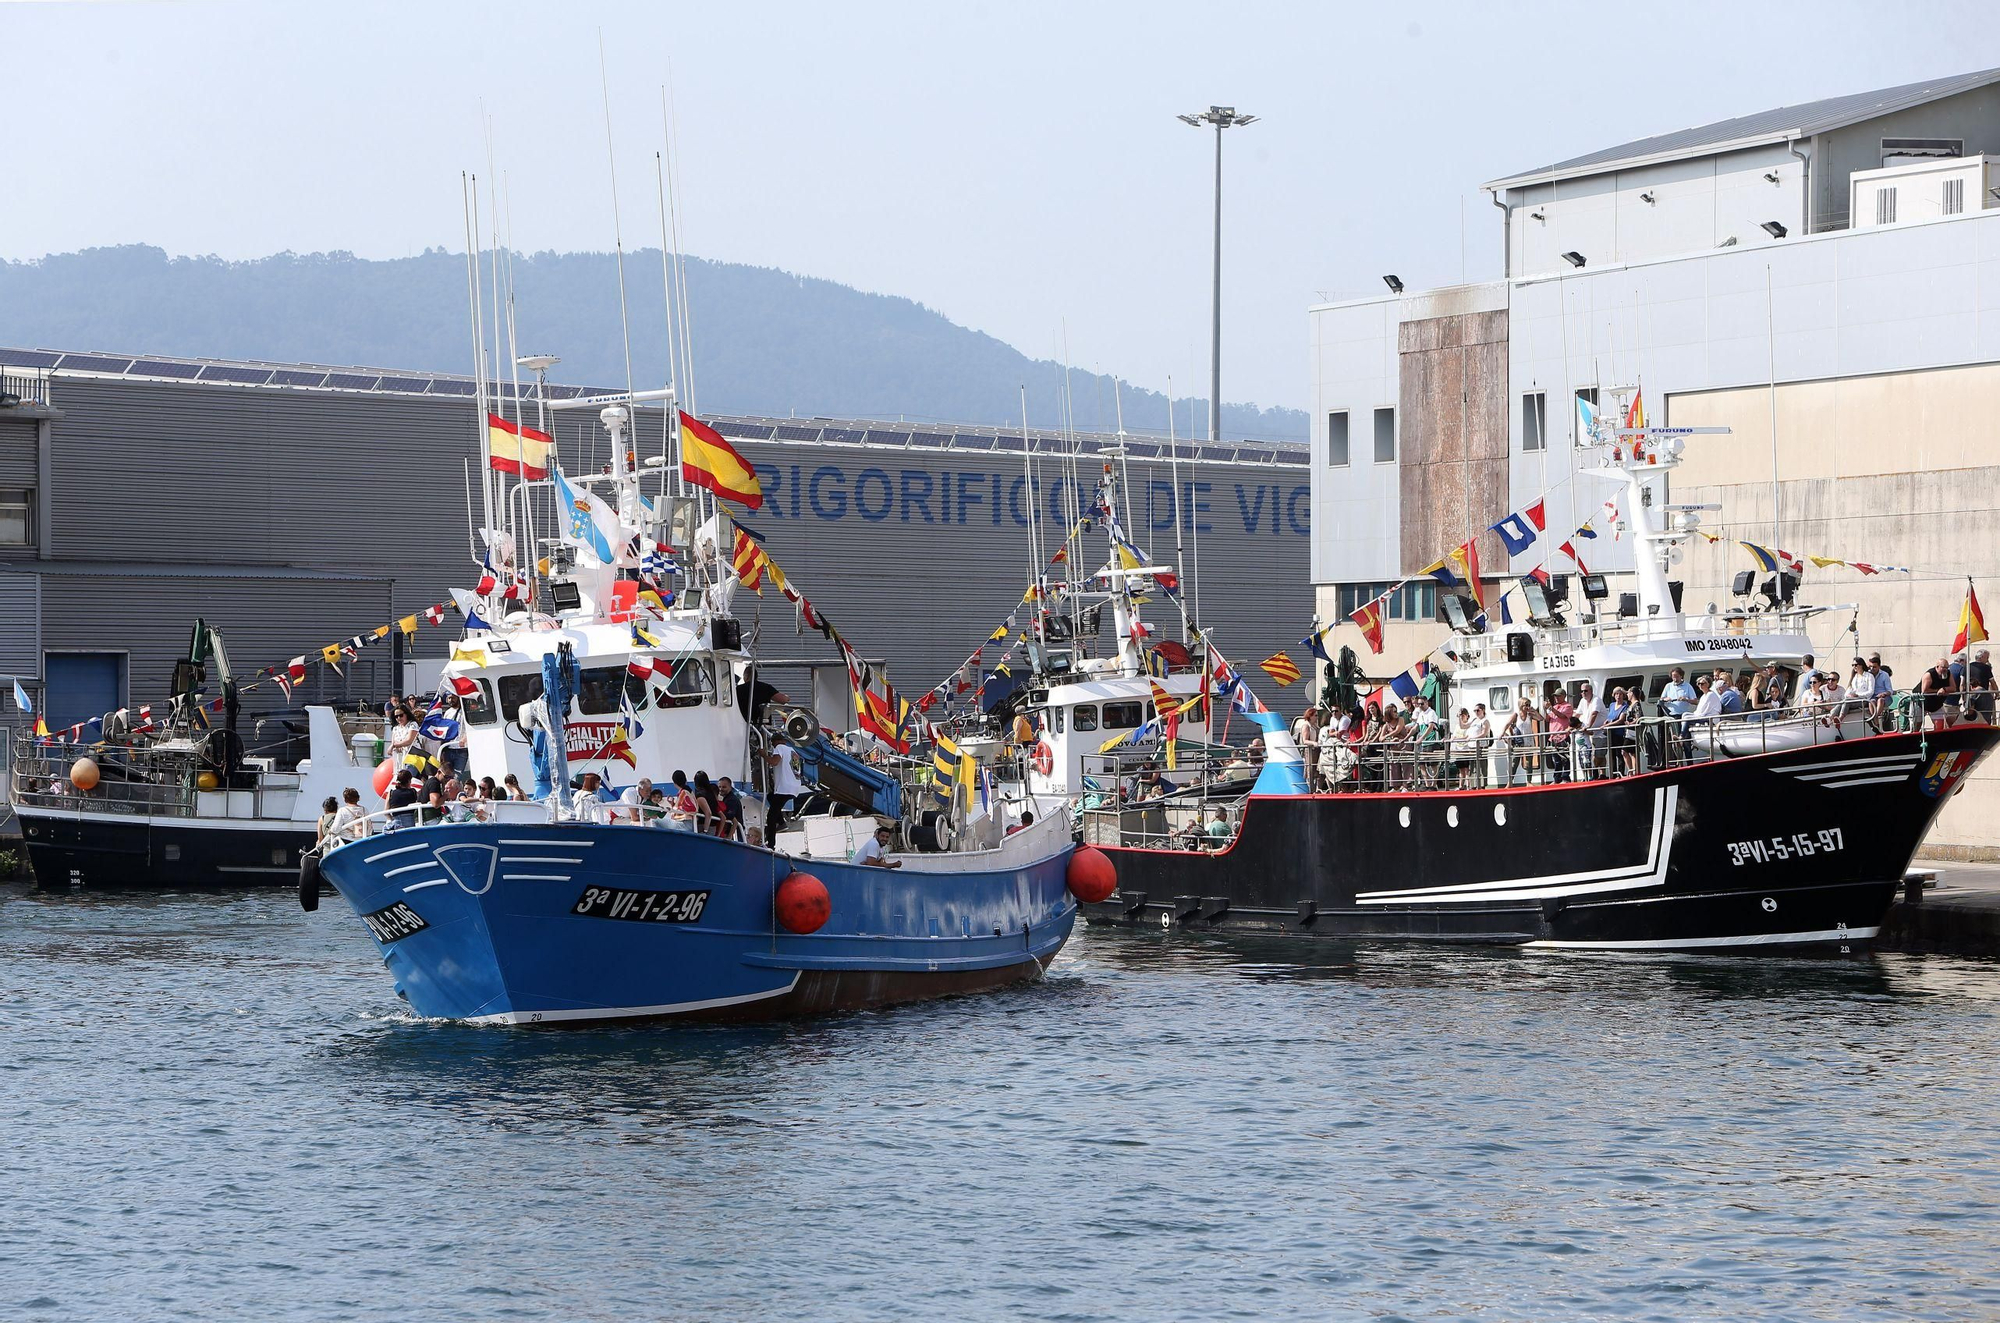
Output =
[
  {"x1": 1260, "y1": 651, "x2": 1302, "y2": 687},
  {"x1": 679, "y1": 411, "x2": 764, "y2": 510},
  {"x1": 731, "y1": 527, "x2": 770, "y2": 592}
]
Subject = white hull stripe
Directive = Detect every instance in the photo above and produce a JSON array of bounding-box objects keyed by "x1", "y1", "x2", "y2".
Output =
[
  {"x1": 502, "y1": 873, "x2": 571, "y2": 881},
  {"x1": 1816, "y1": 773, "x2": 1915, "y2": 789},
  {"x1": 383, "y1": 860, "x2": 437, "y2": 878},
  {"x1": 499, "y1": 856, "x2": 583, "y2": 865},
  {"x1": 1775, "y1": 754, "x2": 1920, "y2": 776},
  {"x1": 464, "y1": 973, "x2": 803, "y2": 1025},
  {"x1": 1357, "y1": 785, "x2": 1676, "y2": 905},
  {"x1": 401, "y1": 878, "x2": 449, "y2": 893},
  {"x1": 363, "y1": 843, "x2": 429, "y2": 864},
  {"x1": 1526, "y1": 925, "x2": 1881, "y2": 950},
  {"x1": 498, "y1": 839, "x2": 595, "y2": 847}
]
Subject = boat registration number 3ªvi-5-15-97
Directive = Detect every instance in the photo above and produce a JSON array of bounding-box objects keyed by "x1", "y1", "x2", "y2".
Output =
[
  {"x1": 1728, "y1": 828, "x2": 1844, "y2": 866},
  {"x1": 571, "y1": 887, "x2": 712, "y2": 924}
]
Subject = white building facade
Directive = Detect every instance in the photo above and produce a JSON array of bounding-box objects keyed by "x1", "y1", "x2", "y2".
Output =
[{"x1": 1310, "y1": 68, "x2": 2000, "y2": 856}]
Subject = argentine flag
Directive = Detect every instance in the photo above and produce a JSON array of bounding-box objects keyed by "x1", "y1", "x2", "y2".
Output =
[{"x1": 553, "y1": 468, "x2": 623, "y2": 567}]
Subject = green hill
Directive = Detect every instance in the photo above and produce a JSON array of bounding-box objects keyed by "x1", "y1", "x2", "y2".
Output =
[{"x1": 0, "y1": 246, "x2": 1305, "y2": 441}]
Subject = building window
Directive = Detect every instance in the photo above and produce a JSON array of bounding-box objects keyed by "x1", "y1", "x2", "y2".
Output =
[
  {"x1": 0, "y1": 489, "x2": 31, "y2": 546},
  {"x1": 1326, "y1": 411, "x2": 1349, "y2": 467},
  {"x1": 1521, "y1": 392, "x2": 1547, "y2": 452},
  {"x1": 1372, "y1": 407, "x2": 1396, "y2": 463},
  {"x1": 1943, "y1": 178, "x2": 1965, "y2": 216},
  {"x1": 1877, "y1": 187, "x2": 1898, "y2": 225},
  {"x1": 1336, "y1": 581, "x2": 1437, "y2": 622}
]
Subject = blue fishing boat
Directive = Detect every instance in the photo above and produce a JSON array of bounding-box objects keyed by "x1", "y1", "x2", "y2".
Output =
[{"x1": 308, "y1": 390, "x2": 1096, "y2": 1024}]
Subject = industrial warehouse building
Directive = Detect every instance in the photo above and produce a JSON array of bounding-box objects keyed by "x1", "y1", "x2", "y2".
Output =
[
  {"x1": 0, "y1": 351, "x2": 1309, "y2": 775},
  {"x1": 1309, "y1": 66, "x2": 2000, "y2": 856}
]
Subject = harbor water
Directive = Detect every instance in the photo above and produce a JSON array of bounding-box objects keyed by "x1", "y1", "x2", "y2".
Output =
[{"x1": 6, "y1": 882, "x2": 2000, "y2": 1321}]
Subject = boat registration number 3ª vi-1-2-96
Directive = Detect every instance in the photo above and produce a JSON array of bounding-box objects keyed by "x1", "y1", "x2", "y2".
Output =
[
  {"x1": 571, "y1": 887, "x2": 712, "y2": 924},
  {"x1": 1728, "y1": 828, "x2": 1844, "y2": 866}
]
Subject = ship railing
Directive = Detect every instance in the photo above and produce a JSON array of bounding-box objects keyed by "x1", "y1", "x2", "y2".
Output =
[
  {"x1": 7, "y1": 730, "x2": 316, "y2": 821},
  {"x1": 313, "y1": 794, "x2": 751, "y2": 857},
  {"x1": 1077, "y1": 749, "x2": 1258, "y2": 851}
]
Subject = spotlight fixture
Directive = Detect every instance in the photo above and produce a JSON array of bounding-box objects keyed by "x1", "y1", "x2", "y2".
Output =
[
  {"x1": 1383, "y1": 274, "x2": 1404, "y2": 293},
  {"x1": 1639, "y1": 190, "x2": 1656, "y2": 204},
  {"x1": 1561, "y1": 251, "x2": 1586, "y2": 268},
  {"x1": 1764, "y1": 171, "x2": 1781, "y2": 184},
  {"x1": 1529, "y1": 209, "x2": 1546, "y2": 222},
  {"x1": 1761, "y1": 220, "x2": 1787, "y2": 238}
]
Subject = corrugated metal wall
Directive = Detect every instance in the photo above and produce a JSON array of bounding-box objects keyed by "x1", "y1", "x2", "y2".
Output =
[
  {"x1": 32, "y1": 375, "x2": 1312, "y2": 718},
  {"x1": 0, "y1": 417, "x2": 36, "y2": 487}
]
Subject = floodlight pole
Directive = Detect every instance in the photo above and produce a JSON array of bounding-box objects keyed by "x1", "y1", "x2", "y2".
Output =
[{"x1": 1181, "y1": 105, "x2": 1257, "y2": 442}]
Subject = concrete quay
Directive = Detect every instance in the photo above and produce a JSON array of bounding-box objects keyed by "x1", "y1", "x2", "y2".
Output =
[{"x1": 1879, "y1": 861, "x2": 2000, "y2": 958}]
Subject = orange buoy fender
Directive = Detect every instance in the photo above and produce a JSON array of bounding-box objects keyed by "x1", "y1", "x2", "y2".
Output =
[
  {"x1": 372, "y1": 759, "x2": 395, "y2": 798},
  {"x1": 775, "y1": 870, "x2": 831, "y2": 934},
  {"x1": 69, "y1": 757, "x2": 101, "y2": 792},
  {"x1": 1067, "y1": 846, "x2": 1117, "y2": 904}
]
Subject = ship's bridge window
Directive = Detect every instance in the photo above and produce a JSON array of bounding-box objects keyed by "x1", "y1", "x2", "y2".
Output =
[
  {"x1": 462, "y1": 680, "x2": 499, "y2": 726},
  {"x1": 1102, "y1": 701, "x2": 1143, "y2": 730},
  {"x1": 1072, "y1": 704, "x2": 1098, "y2": 732},
  {"x1": 655, "y1": 657, "x2": 714, "y2": 710},
  {"x1": 577, "y1": 666, "x2": 648, "y2": 716},
  {"x1": 1049, "y1": 706, "x2": 1066, "y2": 735},
  {"x1": 496, "y1": 672, "x2": 545, "y2": 724}
]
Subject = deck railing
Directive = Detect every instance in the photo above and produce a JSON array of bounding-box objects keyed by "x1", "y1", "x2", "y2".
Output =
[{"x1": 1080, "y1": 698, "x2": 1948, "y2": 851}]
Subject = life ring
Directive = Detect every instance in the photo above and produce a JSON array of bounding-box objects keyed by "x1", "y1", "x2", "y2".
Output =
[{"x1": 1031, "y1": 740, "x2": 1055, "y2": 777}]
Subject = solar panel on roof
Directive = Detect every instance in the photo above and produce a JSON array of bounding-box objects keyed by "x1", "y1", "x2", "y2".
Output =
[
  {"x1": 198, "y1": 365, "x2": 273, "y2": 384},
  {"x1": 323, "y1": 373, "x2": 378, "y2": 389},
  {"x1": 269, "y1": 369, "x2": 325, "y2": 387},
  {"x1": 952, "y1": 435, "x2": 994, "y2": 450},
  {"x1": 910, "y1": 431, "x2": 950, "y2": 446},
  {"x1": 375, "y1": 376, "x2": 428, "y2": 393},
  {"x1": 863, "y1": 429, "x2": 910, "y2": 445},
  {"x1": 717, "y1": 421, "x2": 773, "y2": 440},
  {"x1": 991, "y1": 435, "x2": 1025, "y2": 452},
  {"x1": 821, "y1": 428, "x2": 867, "y2": 444},
  {"x1": 55, "y1": 354, "x2": 134, "y2": 374},
  {"x1": 773, "y1": 424, "x2": 819, "y2": 442},
  {"x1": 0, "y1": 349, "x2": 61, "y2": 368},
  {"x1": 545, "y1": 385, "x2": 584, "y2": 399},
  {"x1": 427, "y1": 379, "x2": 477, "y2": 396},
  {"x1": 1123, "y1": 443, "x2": 1158, "y2": 458},
  {"x1": 128, "y1": 359, "x2": 202, "y2": 378}
]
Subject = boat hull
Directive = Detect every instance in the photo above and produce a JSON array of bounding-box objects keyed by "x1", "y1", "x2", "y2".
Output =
[
  {"x1": 317, "y1": 820, "x2": 1078, "y2": 1024},
  {"x1": 14, "y1": 807, "x2": 311, "y2": 889},
  {"x1": 1084, "y1": 726, "x2": 1997, "y2": 952}
]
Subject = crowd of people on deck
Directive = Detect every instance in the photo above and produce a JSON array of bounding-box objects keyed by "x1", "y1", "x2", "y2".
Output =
[{"x1": 1279, "y1": 650, "x2": 1996, "y2": 794}]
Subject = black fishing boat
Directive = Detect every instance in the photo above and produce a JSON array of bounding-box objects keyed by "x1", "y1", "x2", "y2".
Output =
[{"x1": 1068, "y1": 427, "x2": 1996, "y2": 952}]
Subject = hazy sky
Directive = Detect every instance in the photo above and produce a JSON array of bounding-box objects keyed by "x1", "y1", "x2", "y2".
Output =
[{"x1": 5, "y1": 0, "x2": 1996, "y2": 411}]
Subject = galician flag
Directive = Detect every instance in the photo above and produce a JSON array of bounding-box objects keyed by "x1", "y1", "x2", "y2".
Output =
[{"x1": 553, "y1": 468, "x2": 623, "y2": 566}]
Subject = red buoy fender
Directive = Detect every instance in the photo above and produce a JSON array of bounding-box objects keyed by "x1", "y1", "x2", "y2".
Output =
[
  {"x1": 775, "y1": 870, "x2": 831, "y2": 934},
  {"x1": 1066, "y1": 846, "x2": 1117, "y2": 904},
  {"x1": 372, "y1": 759, "x2": 395, "y2": 798}
]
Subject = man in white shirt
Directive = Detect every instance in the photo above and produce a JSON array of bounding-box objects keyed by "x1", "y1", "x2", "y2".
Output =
[
  {"x1": 851, "y1": 824, "x2": 900, "y2": 868},
  {"x1": 617, "y1": 777, "x2": 655, "y2": 824},
  {"x1": 1573, "y1": 681, "x2": 1602, "y2": 779},
  {"x1": 767, "y1": 741, "x2": 810, "y2": 836}
]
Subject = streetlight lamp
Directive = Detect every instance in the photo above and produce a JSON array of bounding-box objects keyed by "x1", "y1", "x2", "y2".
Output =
[{"x1": 1178, "y1": 105, "x2": 1257, "y2": 442}]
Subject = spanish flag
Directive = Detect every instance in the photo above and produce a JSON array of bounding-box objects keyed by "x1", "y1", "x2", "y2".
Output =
[
  {"x1": 1953, "y1": 584, "x2": 1988, "y2": 654},
  {"x1": 1447, "y1": 537, "x2": 1487, "y2": 614},
  {"x1": 679, "y1": 411, "x2": 763, "y2": 510},
  {"x1": 487, "y1": 413, "x2": 551, "y2": 480}
]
